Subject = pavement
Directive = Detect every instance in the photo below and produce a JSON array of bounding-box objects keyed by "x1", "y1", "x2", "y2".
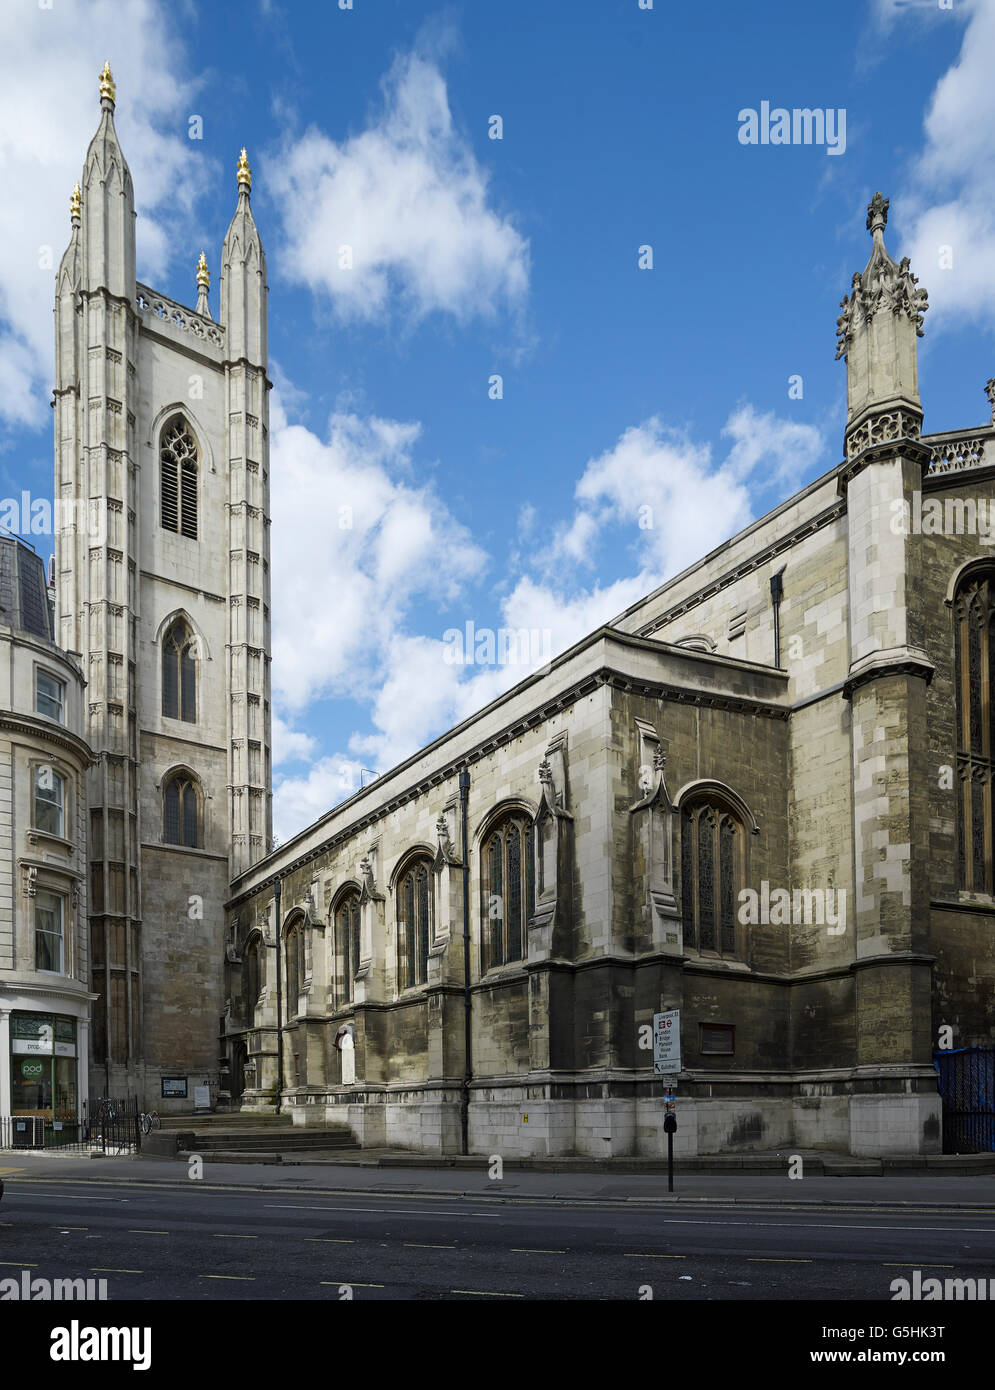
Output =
[
  {"x1": 140, "y1": 1122, "x2": 995, "y2": 1177},
  {"x1": 2, "y1": 1149, "x2": 994, "y2": 1207}
]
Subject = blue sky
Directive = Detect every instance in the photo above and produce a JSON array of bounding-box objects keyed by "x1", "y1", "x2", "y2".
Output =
[{"x1": 1, "y1": 0, "x2": 992, "y2": 840}]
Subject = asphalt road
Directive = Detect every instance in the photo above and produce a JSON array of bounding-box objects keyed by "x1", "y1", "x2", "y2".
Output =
[{"x1": 2, "y1": 1166, "x2": 994, "y2": 1301}]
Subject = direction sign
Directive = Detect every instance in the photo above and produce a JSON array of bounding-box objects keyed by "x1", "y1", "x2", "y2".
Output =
[{"x1": 653, "y1": 1009, "x2": 681, "y2": 1075}]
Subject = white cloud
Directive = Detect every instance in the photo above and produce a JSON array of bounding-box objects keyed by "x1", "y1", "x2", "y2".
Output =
[
  {"x1": 272, "y1": 713, "x2": 317, "y2": 766},
  {"x1": 268, "y1": 46, "x2": 529, "y2": 324},
  {"x1": 546, "y1": 406, "x2": 825, "y2": 581},
  {"x1": 273, "y1": 753, "x2": 367, "y2": 844},
  {"x1": 500, "y1": 572, "x2": 656, "y2": 653},
  {"x1": 0, "y1": 0, "x2": 214, "y2": 426},
  {"x1": 894, "y1": 1, "x2": 995, "y2": 327},
  {"x1": 348, "y1": 634, "x2": 481, "y2": 772},
  {"x1": 721, "y1": 405, "x2": 827, "y2": 489},
  {"x1": 269, "y1": 402, "x2": 487, "y2": 717}
]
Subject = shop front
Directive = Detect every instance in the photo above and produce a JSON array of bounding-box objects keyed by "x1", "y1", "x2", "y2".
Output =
[
  {"x1": 10, "y1": 1012, "x2": 79, "y2": 1117},
  {"x1": 2, "y1": 1009, "x2": 83, "y2": 1147}
]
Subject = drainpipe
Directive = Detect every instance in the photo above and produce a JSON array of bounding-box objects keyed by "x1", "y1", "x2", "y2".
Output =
[
  {"x1": 770, "y1": 565, "x2": 786, "y2": 668},
  {"x1": 273, "y1": 878, "x2": 283, "y2": 1117},
  {"x1": 459, "y1": 768, "x2": 472, "y2": 1156}
]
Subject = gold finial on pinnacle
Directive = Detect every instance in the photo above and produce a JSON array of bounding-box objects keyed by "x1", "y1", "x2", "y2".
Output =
[
  {"x1": 99, "y1": 61, "x2": 116, "y2": 104},
  {"x1": 237, "y1": 147, "x2": 252, "y2": 192},
  {"x1": 196, "y1": 251, "x2": 210, "y2": 288},
  {"x1": 70, "y1": 182, "x2": 81, "y2": 221}
]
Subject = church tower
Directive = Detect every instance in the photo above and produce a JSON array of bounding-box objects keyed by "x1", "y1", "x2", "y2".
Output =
[{"x1": 54, "y1": 66, "x2": 272, "y2": 1106}]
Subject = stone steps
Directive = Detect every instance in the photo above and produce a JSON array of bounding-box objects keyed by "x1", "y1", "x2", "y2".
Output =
[
  {"x1": 158, "y1": 1112, "x2": 294, "y2": 1131},
  {"x1": 166, "y1": 1128, "x2": 357, "y2": 1154}
]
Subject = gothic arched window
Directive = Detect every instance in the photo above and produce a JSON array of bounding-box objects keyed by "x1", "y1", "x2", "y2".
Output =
[
  {"x1": 163, "y1": 771, "x2": 200, "y2": 848},
  {"x1": 243, "y1": 935, "x2": 261, "y2": 1020},
  {"x1": 954, "y1": 568, "x2": 995, "y2": 893},
  {"x1": 480, "y1": 812, "x2": 535, "y2": 972},
  {"x1": 162, "y1": 618, "x2": 197, "y2": 723},
  {"x1": 160, "y1": 417, "x2": 198, "y2": 539},
  {"x1": 334, "y1": 890, "x2": 362, "y2": 1005},
  {"x1": 285, "y1": 919, "x2": 305, "y2": 1003},
  {"x1": 396, "y1": 859, "x2": 432, "y2": 991},
  {"x1": 681, "y1": 799, "x2": 743, "y2": 957}
]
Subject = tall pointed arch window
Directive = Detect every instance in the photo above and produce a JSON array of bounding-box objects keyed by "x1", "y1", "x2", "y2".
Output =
[
  {"x1": 243, "y1": 934, "x2": 261, "y2": 1021},
  {"x1": 680, "y1": 798, "x2": 743, "y2": 957},
  {"x1": 396, "y1": 858, "x2": 432, "y2": 991},
  {"x1": 163, "y1": 771, "x2": 200, "y2": 848},
  {"x1": 334, "y1": 890, "x2": 362, "y2": 1005},
  {"x1": 480, "y1": 811, "x2": 535, "y2": 973},
  {"x1": 160, "y1": 417, "x2": 198, "y2": 539},
  {"x1": 285, "y1": 918, "x2": 305, "y2": 1004},
  {"x1": 162, "y1": 619, "x2": 197, "y2": 722},
  {"x1": 954, "y1": 568, "x2": 995, "y2": 893}
]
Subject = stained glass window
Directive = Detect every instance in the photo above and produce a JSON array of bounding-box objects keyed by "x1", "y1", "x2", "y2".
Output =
[
  {"x1": 480, "y1": 813, "x2": 535, "y2": 971},
  {"x1": 396, "y1": 860, "x2": 432, "y2": 990},
  {"x1": 335, "y1": 892, "x2": 361, "y2": 1004},
  {"x1": 720, "y1": 817, "x2": 736, "y2": 954},
  {"x1": 285, "y1": 923, "x2": 303, "y2": 1000},
  {"x1": 954, "y1": 571, "x2": 995, "y2": 893},
  {"x1": 244, "y1": 936, "x2": 260, "y2": 1019},
  {"x1": 680, "y1": 799, "x2": 743, "y2": 958},
  {"x1": 698, "y1": 810, "x2": 716, "y2": 951}
]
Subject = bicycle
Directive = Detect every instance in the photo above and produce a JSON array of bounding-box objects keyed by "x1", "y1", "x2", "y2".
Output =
[
  {"x1": 139, "y1": 1110, "x2": 160, "y2": 1134},
  {"x1": 96, "y1": 1099, "x2": 118, "y2": 1123}
]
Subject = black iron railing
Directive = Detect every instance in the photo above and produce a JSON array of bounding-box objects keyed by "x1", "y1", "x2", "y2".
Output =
[
  {"x1": 934, "y1": 1047, "x2": 995, "y2": 1154},
  {"x1": 0, "y1": 1098, "x2": 142, "y2": 1154}
]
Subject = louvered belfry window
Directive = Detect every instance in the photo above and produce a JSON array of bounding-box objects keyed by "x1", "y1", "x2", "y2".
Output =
[
  {"x1": 160, "y1": 418, "x2": 198, "y2": 539},
  {"x1": 681, "y1": 801, "x2": 742, "y2": 957},
  {"x1": 955, "y1": 570, "x2": 995, "y2": 894}
]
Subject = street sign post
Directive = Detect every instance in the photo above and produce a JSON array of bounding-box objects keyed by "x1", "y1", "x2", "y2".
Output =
[
  {"x1": 654, "y1": 1011, "x2": 681, "y2": 1189},
  {"x1": 653, "y1": 1009, "x2": 681, "y2": 1074},
  {"x1": 663, "y1": 1090, "x2": 677, "y2": 1191}
]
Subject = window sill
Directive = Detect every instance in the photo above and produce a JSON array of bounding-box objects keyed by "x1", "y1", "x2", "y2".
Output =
[
  {"x1": 479, "y1": 961, "x2": 528, "y2": 982},
  {"x1": 27, "y1": 830, "x2": 74, "y2": 856},
  {"x1": 682, "y1": 953, "x2": 750, "y2": 972},
  {"x1": 931, "y1": 893, "x2": 995, "y2": 915},
  {"x1": 393, "y1": 983, "x2": 430, "y2": 1000}
]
